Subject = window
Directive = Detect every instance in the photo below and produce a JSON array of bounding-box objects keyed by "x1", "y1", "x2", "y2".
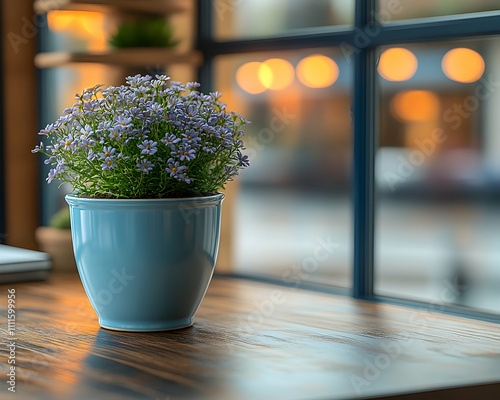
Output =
[{"x1": 198, "y1": 0, "x2": 500, "y2": 320}]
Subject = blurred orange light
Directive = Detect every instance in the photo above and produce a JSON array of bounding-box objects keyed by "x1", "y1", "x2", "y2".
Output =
[
  {"x1": 259, "y1": 58, "x2": 294, "y2": 90},
  {"x1": 297, "y1": 55, "x2": 339, "y2": 88},
  {"x1": 391, "y1": 90, "x2": 440, "y2": 122},
  {"x1": 442, "y1": 48, "x2": 485, "y2": 83},
  {"x1": 47, "y1": 10, "x2": 106, "y2": 52},
  {"x1": 236, "y1": 62, "x2": 268, "y2": 94},
  {"x1": 378, "y1": 48, "x2": 417, "y2": 81}
]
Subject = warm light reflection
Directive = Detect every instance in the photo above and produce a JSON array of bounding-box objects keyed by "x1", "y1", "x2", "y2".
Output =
[
  {"x1": 259, "y1": 58, "x2": 295, "y2": 90},
  {"x1": 47, "y1": 10, "x2": 107, "y2": 52},
  {"x1": 236, "y1": 62, "x2": 268, "y2": 94},
  {"x1": 61, "y1": 64, "x2": 110, "y2": 115},
  {"x1": 442, "y1": 48, "x2": 485, "y2": 83},
  {"x1": 296, "y1": 55, "x2": 339, "y2": 88},
  {"x1": 391, "y1": 90, "x2": 440, "y2": 122},
  {"x1": 378, "y1": 48, "x2": 418, "y2": 81}
]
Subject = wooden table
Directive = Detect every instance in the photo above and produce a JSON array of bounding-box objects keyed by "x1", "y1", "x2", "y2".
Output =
[{"x1": 1, "y1": 274, "x2": 499, "y2": 400}]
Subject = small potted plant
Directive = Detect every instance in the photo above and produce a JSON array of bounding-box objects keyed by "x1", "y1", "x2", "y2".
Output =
[
  {"x1": 109, "y1": 18, "x2": 179, "y2": 49},
  {"x1": 35, "y1": 207, "x2": 77, "y2": 272},
  {"x1": 33, "y1": 75, "x2": 250, "y2": 331}
]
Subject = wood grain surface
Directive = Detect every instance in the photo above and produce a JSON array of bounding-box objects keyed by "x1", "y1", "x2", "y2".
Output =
[{"x1": 0, "y1": 275, "x2": 499, "y2": 400}]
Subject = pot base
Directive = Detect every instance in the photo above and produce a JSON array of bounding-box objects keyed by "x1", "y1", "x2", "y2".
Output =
[{"x1": 99, "y1": 317, "x2": 194, "y2": 332}]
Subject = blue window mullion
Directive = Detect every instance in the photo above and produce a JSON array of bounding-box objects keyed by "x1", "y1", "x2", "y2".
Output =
[{"x1": 353, "y1": 0, "x2": 377, "y2": 298}]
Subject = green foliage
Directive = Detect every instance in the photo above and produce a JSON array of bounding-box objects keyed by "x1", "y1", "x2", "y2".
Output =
[
  {"x1": 109, "y1": 18, "x2": 179, "y2": 48},
  {"x1": 49, "y1": 207, "x2": 71, "y2": 230}
]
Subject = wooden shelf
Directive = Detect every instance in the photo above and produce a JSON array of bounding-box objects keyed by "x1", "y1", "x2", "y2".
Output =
[
  {"x1": 34, "y1": 48, "x2": 203, "y2": 69},
  {"x1": 34, "y1": 0, "x2": 187, "y2": 15}
]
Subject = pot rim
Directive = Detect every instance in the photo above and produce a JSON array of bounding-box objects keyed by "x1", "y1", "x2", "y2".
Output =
[{"x1": 65, "y1": 192, "x2": 224, "y2": 205}]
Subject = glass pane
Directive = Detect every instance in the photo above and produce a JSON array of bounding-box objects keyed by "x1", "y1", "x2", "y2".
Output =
[
  {"x1": 215, "y1": 49, "x2": 353, "y2": 288},
  {"x1": 214, "y1": 0, "x2": 354, "y2": 41},
  {"x1": 378, "y1": 0, "x2": 500, "y2": 23},
  {"x1": 375, "y1": 37, "x2": 500, "y2": 314}
]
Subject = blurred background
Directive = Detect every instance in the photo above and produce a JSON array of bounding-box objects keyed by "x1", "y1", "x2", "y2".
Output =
[{"x1": 2, "y1": 0, "x2": 500, "y2": 314}]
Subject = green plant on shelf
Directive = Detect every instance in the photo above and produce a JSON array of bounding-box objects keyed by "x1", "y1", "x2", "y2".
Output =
[
  {"x1": 49, "y1": 207, "x2": 70, "y2": 230},
  {"x1": 109, "y1": 18, "x2": 179, "y2": 49}
]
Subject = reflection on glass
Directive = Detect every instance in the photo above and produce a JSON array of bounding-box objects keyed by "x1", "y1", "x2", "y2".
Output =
[
  {"x1": 375, "y1": 38, "x2": 500, "y2": 314},
  {"x1": 378, "y1": 0, "x2": 500, "y2": 23},
  {"x1": 215, "y1": 49, "x2": 353, "y2": 288},
  {"x1": 214, "y1": 0, "x2": 354, "y2": 40}
]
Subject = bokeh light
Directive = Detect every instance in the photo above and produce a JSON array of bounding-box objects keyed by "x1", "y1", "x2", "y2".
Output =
[
  {"x1": 297, "y1": 55, "x2": 339, "y2": 88},
  {"x1": 378, "y1": 48, "x2": 418, "y2": 81},
  {"x1": 259, "y1": 58, "x2": 295, "y2": 90},
  {"x1": 236, "y1": 62, "x2": 268, "y2": 94},
  {"x1": 391, "y1": 90, "x2": 440, "y2": 122},
  {"x1": 442, "y1": 48, "x2": 485, "y2": 83}
]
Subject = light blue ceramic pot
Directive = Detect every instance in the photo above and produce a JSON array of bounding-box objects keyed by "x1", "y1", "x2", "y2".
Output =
[{"x1": 65, "y1": 193, "x2": 224, "y2": 332}]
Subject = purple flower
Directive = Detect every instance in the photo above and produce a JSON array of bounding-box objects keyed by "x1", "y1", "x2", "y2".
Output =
[
  {"x1": 101, "y1": 157, "x2": 117, "y2": 171},
  {"x1": 97, "y1": 121, "x2": 112, "y2": 132},
  {"x1": 62, "y1": 134, "x2": 77, "y2": 150},
  {"x1": 165, "y1": 159, "x2": 188, "y2": 181},
  {"x1": 138, "y1": 140, "x2": 157, "y2": 155},
  {"x1": 136, "y1": 159, "x2": 154, "y2": 174},
  {"x1": 210, "y1": 91, "x2": 222, "y2": 99},
  {"x1": 225, "y1": 165, "x2": 238, "y2": 177},
  {"x1": 218, "y1": 127, "x2": 233, "y2": 140},
  {"x1": 36, "y1": 74, "x2": 250, "y2": 195},
  {"x1": 126, "y1": 74, "x2": 151, "y2": 87},
  {"x1": 237, "y1": 150, "x2": 250, "y2": 167},
  {"x1": 186, "y1": 105, "x2": 199, "y2": 118},
  {"x1": 149, "y1": 102, "x2": 163, "y2": 113},
  {"x1": 178, "y1": 145, "x2": 196, "y2": 162},
  {"x1": 181, "y1": 130, "x2": 201, "y2": 147},
  {"x1": 161, "y1": 134, "x2": 181, "y2": 151},
  {"x1": 98, "y1": 146, "x2": 116, "y2": 160},
  {"x1": 83, "y1": 101, "x2": 99, "y2": 114},
  {"x1": 116, "y1": 152, "x2": 130, "y2": 162},
  {"x1": 115, "y1": 115, "x2": 133, "y2": 130},
  {"x1": 47, "y1": 168, "x2": 58, "y2": 183},
  {"x1": 79, "y1": 138, "x2": 95, "y2": 149},
  {"x1": 31, "y1": 142, "x2": 44, "y2": 153},
  {"x1": 108, "y1": 127, "x2": 122, "y2": 140},
  {"x1": 47, "y1": 163, "x2": 65, "y2": 183},
  {"x1": 80, "y1": 124, "x2": 93, "y2": 139},
  {"x1": 38, "y1": 123, "x2": 55, "y2": 135},
  {"x1": 133, "y1": 129, "x2": 150, "y2": 138},
  {"x1": 128, "y1": 107, "x2": 144, "y2": 119},
  {"x1": 207, "y1": 115, "x2": 218, "y2": 126},
  {"x1": 44, "y1": 156, "x2": 56, "y2": 165},
  {"x1": 185, "y1": 82, "x2": 201, "y2": 90}
]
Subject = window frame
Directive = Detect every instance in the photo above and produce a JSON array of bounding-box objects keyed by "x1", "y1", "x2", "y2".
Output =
[
  {"x1": 197, "y1": 0, "x2": 500, "y2": 323},
  {"x1": 0, "y1": 14, "x2": 5, "y2": 244}
]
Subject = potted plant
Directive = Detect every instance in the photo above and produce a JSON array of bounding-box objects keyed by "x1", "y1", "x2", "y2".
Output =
[
  {"x1": 33, "y1": 75, "x2": 250, "y2": 331},
  {"x1": 109, "y1": 18, "x2": 179, "y2": 49},
  {"x1": 35, "y1": 207, "x2": 77, "y2": 272}
]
